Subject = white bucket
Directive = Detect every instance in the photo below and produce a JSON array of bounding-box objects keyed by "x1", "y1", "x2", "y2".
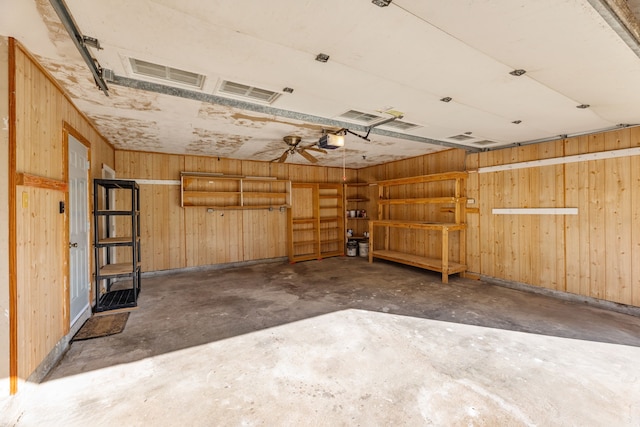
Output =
[{"x1": 358, "y1": 241, "x2": 369, "y2": 258}]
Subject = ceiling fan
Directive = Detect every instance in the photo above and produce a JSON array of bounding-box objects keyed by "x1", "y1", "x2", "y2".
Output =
[{"x1": 271, "y1": 135, "x2": 327, "y2": 163}]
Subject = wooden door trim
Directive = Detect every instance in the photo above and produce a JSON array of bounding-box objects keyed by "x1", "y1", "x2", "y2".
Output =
[{"x1": 8, "y1": 37, "x2": 17, "y2": 395}]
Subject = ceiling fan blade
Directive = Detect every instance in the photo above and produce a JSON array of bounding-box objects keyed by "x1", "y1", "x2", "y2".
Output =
[
  {"x1": 299, "y1": 149, "x2": 319, "y2": 163},
  {"x1": 304, "y1": 146, "x2": 327, "y2": 154},
  {"x1": 271, "y1": 150, "x2": 289, "y2": 163},
  {"x1": 277, "y1": 150, "x2": 289, "y2": 163}
]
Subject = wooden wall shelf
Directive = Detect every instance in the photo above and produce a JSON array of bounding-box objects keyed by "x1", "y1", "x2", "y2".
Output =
[
  {"x1": 180, "y1": 172, "x2": 291, "y2": 209},
  {"x1": 369, "y1": 171, "x2": 468, "y2": 283}
]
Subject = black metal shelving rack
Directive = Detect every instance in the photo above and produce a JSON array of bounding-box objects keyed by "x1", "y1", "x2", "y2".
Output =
[{"x1": 93, "y1": 179, "x2": 141, "y2": 312}]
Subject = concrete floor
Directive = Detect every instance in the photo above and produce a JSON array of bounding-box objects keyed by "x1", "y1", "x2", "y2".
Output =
[{"x1": 3, "y1": 257, "x2": 640, "y2": 425}]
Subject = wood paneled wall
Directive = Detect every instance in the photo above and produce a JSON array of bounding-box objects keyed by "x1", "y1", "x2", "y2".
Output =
[
  {"x1": 10, "y1": 40, "x2": 115, "y2": 389},
  {"x1": 469, "y1": 127, "x2": 640, "y2": 307},
  {"x1": 115, "y1": 151, "x2": 357, "y2": 272}
]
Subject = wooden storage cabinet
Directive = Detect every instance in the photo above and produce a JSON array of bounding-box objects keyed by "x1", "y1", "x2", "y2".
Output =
[
  {"x1": 93, "y1": 179, "x2": 141, "y2": 312},
  {"x1": 288, "y1": 183, "x2": 344, "y2": 262},
  {"x1": 368, "y1": 171, "x2": 467, "y2": 283},
  {"x1": 181, "y1": 172, "x2": 291, "y2": 209}
]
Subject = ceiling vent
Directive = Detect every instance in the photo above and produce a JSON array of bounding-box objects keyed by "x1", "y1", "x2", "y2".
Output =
[
  {"x1": 217, "y1": 80, "x2": 281, "y2": 104},
  {"x1": 338, "y1": 110, "x2": 383, "y2": 124},
  {"x1": 447, "y1": 134, "x2": 476, "y2": 141},
  {"x1": 129, "y1": 58, "x2": 205, "y2": 88},
  {"x1": 472, "y1": 140, "x2": 498, "y2": 146},
  {"x1": 381, "y1": 120, "x2": 420, "y2": 131}
]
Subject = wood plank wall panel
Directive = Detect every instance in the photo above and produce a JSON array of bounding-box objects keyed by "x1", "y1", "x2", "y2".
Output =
[
  {"x1": 114, "y1": 151, "x2": 186, "y2": 271},
  {"x1": 465, "y1": 154, "x2": 480, "y2": 274},
  {"x1": 564, "y1": 135, "x2": 591, "y2": 299},
  {"x1": 478, "y1": 142, "x2": 567, "y2": 290},
  {"x1": 115, "y1": 151, "x2": 352, "y2": 271},
  {"x1": 327, "y1": 166, "x2": 356, "y2": 184},
  {"x1": 604, "y1": 130, "x2": 632, "y2": 304},
  {"x1": 12, "y1": 42, "x2": 115, "y2": 384},
  {"x1": 16, "y1": 187, "x2": 66, "y2": 379},
  {"x1": 569, "y1": 129, "x2": 640, "y2": 305},
  {"x1": 587, "y1": 133, "x2": 607, "y2": 300},
  {"x1": 632, "y1": 128, "x2": 640, "y2": 307},
  {"x1": 476, "y1": 128, "x2": 640, "y2": 307},
  {"x1": 241, "y1": 161, "x2": 288, "y2": 260},
  {"x1": 242, "y1": 210, "x2": 288, "y2": 260},
  {"x1": 18, "y1": 48, "x2": 64, "y2": 177},
  {"x1": 287, "y1": 164, "x2": 326, "y2": 183}
]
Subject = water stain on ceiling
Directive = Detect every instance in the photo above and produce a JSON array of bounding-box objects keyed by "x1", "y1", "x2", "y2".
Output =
[
  {"x1": 92, "y1": 115, "x2": 162, "y2": 150},
  {"x1": 187, "y1": 128, "x2": 250, "y2": 156}
]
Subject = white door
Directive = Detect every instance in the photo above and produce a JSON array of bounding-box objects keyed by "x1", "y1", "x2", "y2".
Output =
[{"x1": 69, "y1": 135, "x2": 90, "y2": 326}]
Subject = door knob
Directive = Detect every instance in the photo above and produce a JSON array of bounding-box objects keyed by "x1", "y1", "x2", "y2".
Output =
[{"x1": 69, "y1": 242, "x2": 78, "y2": 248}]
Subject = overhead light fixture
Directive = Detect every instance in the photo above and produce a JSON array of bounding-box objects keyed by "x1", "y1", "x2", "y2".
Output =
[
  {"x1": 315, "y1": 53, "x2": 330, "y2": 63},
  {"x1": 509, "y1": 69, "x2": 527, "y2": 76},
  {"x1": 440, "y1": 97, "x2": 452, "y2": 103},
  {"x1": 319, "y1": 133, "x2": 345, "y2": 149},
  {"x1": 372, "y1": 0, "x2": 392, "y2": 6},
  {"x1": 576, "y1": 104, "x2": 590, "y2": 109},
  {"x1": 283, "y1": 87, "x2": 294, "y2": 93},
  {"x1": 512, "y1": 120, "x2": 522, "y2": 124}
]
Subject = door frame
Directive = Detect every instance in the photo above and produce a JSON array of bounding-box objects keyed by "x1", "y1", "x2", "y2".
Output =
[{"x1": 63, "y1": 123, "x2": 92, "y2": 329}]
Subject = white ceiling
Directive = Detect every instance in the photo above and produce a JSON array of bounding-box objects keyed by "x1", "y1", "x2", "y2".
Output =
[{"x1": 4, "y1": 0, "x2": 640, "y2": 167}]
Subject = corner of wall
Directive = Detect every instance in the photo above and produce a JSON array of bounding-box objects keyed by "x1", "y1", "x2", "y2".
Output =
[{"x1": 0, "y1": 35, "x2": 11, "y2": 398}]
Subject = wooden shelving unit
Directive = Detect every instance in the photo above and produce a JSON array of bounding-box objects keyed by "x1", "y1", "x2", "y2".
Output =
[
  {"x1": 288, "y1": 183, "x2": 344, "y2": 262},
  {"x1": 180, "y1": 172, "x2": 291, "y2": 209},
  {"x1": 368, "y1": 171, "x2": 467, "y2": 283},
  {"x1": 93, "y1": 179, "x2": 141, "y2": 312},
  {"x1": 343, "y1": 182, "x2": 373, "y2": 247}
]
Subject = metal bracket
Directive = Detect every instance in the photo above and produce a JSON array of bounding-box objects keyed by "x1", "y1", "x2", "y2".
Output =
[{"x1": 82, "y1": 36, "x2": 102, "y2": 50}]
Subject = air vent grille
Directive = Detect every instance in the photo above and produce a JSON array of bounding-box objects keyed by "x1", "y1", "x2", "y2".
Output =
[
  {"x1": 130, "y1": 58, "x2": 205, "y2": 88},
  {"x1": 338, "y1": 110, "x2": 383, "y2": 124},
  {"x1": 218, "y1": 81, "x2": 281, "y2": 104},
  {"x1": 448, "y1": 134, "x2": 476, "y2": 141},
  {"x1": 382, "y1": 120, "x2": 420, "y2": 131}
]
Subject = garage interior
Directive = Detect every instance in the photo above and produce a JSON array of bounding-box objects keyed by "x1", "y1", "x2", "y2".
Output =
[{"x1": 2, "y1": 0, "x2": 640, "y2": 424}]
